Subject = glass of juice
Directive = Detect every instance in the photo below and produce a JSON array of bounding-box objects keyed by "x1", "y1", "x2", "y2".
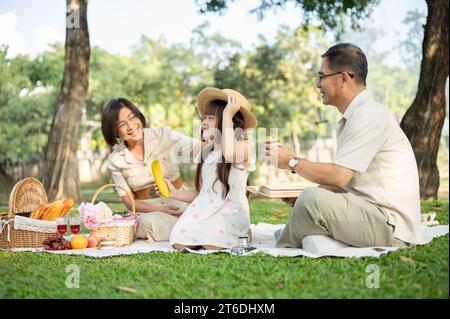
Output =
[
  {"x1": 69, "y1": 216, "x2": 81, "y2": 235},
  {"x1": 56, "y1": 217, "x2": 67, "y2": 237}
]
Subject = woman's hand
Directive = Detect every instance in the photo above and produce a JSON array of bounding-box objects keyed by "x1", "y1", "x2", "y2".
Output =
[
  {"x1": 152, "y1": 179, "x2": 180, "y2": 200},
  {"x1": 150, "y1": 181, "x2": 182, "y2": 217},
  {"x1": 224, "y1": 95, "x2": 240, "y2": 117},
  {"x1": 161, "y1": 205, "x2": 182, "y2": 217}
]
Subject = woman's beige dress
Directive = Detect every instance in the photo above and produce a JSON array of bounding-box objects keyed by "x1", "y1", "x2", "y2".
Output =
[{"x1": 107, "y1": 127, "x2": 201, "y2": 242}]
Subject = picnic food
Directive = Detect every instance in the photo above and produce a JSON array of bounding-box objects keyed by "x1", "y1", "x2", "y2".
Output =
[
  {"x1": 151, "y1": 159, "x2": 170, "y2": 198},
  {"x1": 31, "y1": 198, "x2": 75, "y2": 221},
  {"x1": 71, "y1": 235, "x2": 88, "y2": 249},
  {"x1": 87, "y1": 235, "x2": 99, "y2": 248},
  {"x1": 43, "y1": 236, "x2": 72, "y2": 250}
]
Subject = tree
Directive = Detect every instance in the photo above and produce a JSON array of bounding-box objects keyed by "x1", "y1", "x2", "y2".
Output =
[
  {"x1": 0, "y1": 46, "x2": 60, "y2": 190},
  {"x1": 195, "y1": 0, "x2": 449, "y2": 198},
  {"x1": 398, "y1": 9, "x2": 426, "y2": 76},
  {"x1": 195, "y1": 0, "x2": 379, "y2": 30},
  {"x1": 44, "y1": 0, "x2": 90, "y2": 201},
  {"x1": 399, "y1": 0, "x2": 449, "y2": 198}
]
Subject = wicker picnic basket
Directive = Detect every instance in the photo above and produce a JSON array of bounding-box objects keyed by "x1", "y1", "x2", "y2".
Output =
[
  {"x1": 0, "y1": 177, "x2": 57, "y2": 249},
  {"x1": 90, "y1": 184, "x2": 136, "y2": 247}
]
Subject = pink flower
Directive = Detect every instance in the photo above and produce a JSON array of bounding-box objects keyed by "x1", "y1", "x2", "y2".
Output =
[
  {"x1": 83, "y1": 212, "x2": 99, "y2": 230},
  {"x1": 78, "y1": 202, "x2": 97, "y2": 219},
  {"x1": 95, "y1": 201, "x2": 113, "y2": 223}
]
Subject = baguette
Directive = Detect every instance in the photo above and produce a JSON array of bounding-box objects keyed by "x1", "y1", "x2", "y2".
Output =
[
  {"x1": 30, "y1": 206, "x2": 42, "y2": 219},
  {"x1": 31, "y1": 204, "x2": 50, "y2": 220},
  {"x1": 59, "y1": 198, "x2": 75, "y2": 217},
  {"x1": 31, "y1": 198, "x2": 75, "y2": 220},
  {"x1": 41, "y1": 201, "x2": 64, "y2": 221}
]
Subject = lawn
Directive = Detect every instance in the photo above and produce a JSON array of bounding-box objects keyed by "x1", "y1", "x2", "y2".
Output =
[{"x1": 0, "y1": 199, "x2": 448, "y2": 299}]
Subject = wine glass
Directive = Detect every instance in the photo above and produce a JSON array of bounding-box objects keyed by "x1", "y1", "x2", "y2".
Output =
[
  {"x1": 56, "y1": 217, "x2": 67, "y2": 238},
  {"x1": 69, "y1": 216, "x2": 81, "y2": 235}
]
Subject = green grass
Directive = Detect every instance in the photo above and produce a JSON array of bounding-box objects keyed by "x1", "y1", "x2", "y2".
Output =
[{"x1": 0, "y1": 199, "x2": 448, "y2": 299}]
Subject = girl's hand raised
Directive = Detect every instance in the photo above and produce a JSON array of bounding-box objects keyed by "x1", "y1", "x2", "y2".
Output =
[
  {"x1": 153, "y1": 178, "x2": 198, "y2": 204},
  {"x1": 224, "y1": 95, "x2": 240, "y2": 117}
]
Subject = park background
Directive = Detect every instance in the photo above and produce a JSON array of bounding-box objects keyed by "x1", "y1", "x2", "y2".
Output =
[
  {"x1": 0, "y1": 0, "x2": 448, "y2": 299},
  {"x1": 0, "y1": 0, "x2": 448, "y2": 202}
]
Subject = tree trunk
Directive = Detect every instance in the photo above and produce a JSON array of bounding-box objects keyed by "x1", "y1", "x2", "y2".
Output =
[
  {"x1": 400, "y1": 0, "x2": 449, "y2": 199},
  {"x1": 44, "y1": 0, "x2": 90, "y2": 201},
  {"x1": 0, "y1": 164, "x2": 14, "y2": 192}
]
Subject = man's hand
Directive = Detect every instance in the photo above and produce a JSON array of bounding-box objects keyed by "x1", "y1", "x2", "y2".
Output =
[
  {"x1": 153, "y1": 179, "x2": 178, "y2": 199},
  {"x1": 264, "y1": 140, "x2": 293, "y2": 170}
]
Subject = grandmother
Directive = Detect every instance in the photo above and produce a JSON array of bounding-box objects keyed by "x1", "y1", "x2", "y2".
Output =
[{"x1": 101, "y1": 98, "x2": 202, "y2": 242}]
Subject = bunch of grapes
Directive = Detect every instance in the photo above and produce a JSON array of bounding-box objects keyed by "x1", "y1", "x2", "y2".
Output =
[{"x1": 43, "y1": 236, "x2": 71, "y2": 250}]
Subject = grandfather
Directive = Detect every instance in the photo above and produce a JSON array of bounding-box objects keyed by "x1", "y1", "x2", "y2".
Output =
[{"x1": 266, "y1": 43, "x2": 421, "y2": 248}]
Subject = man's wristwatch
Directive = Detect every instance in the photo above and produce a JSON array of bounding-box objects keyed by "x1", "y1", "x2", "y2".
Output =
[{"x1": 288, "y1": 157, "x2": 300, "y2": 174}]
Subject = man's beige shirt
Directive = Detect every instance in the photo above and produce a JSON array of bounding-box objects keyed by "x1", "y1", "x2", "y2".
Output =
[
  {"x1": 334, "y1": 89, "x2": 421, "y2": 244},
  {"x1": 108, "y1": 127, "x2": 201, "y2": 197}
]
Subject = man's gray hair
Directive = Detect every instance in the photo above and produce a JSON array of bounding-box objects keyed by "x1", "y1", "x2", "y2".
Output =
[{"x1": 322, "y1": 43, "x2": 368, "y2": 86}]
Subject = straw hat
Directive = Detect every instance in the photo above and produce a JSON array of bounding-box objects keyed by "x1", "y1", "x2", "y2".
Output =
[{"x1": 197, "y1": 87, "x2": 257, "y2": 130}]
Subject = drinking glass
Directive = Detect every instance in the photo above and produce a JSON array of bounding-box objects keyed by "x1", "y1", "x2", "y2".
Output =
[
  {"x1": 69, "y1": 216, "x2": 81, "y2": 235},
  {"x1": 230, "y1": 236, "x2": 256, "y2": 255},
  {"x1": 56, "y1": 217, "x2": 67, "y2": 237}
]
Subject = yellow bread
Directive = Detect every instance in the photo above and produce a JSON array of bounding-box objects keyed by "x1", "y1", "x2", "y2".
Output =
[
  {"x1": 59, "y1": 198, "x2": 75, "y2": 217},
  {"x1": 41, "y1": 201, "x2": 64, "y2": 221},
  {"x1": 31, "y1": 204, "x2": 50, "y2": 219}
]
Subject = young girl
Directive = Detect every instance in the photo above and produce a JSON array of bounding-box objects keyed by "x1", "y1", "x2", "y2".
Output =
[{"x1": 160, "y1": 87, "x2": 257, "y2": 250}]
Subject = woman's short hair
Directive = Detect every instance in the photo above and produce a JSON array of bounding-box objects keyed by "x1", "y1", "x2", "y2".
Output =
[{"x1": 101, "y1": 98, "x2": 146, "y2": 146}]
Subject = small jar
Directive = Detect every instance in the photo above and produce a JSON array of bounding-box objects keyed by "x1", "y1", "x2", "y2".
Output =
[{"x1": 231, "y1": 235, "x2": 250, "y2": 255}]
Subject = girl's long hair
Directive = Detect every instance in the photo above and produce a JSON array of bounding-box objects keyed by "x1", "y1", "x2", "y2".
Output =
[{"x1": 195, "y1": 99, "x2": 245, "y2": 199}]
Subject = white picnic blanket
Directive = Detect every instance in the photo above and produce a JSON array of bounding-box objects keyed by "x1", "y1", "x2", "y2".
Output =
[{"x1": 5, "y1": 223, "x2": 449, "y2": 258}]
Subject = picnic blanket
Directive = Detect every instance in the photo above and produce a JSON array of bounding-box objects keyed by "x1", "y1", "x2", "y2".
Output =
[{"x1": 5, "y1": 223, "x2": 449, "y2": 258}]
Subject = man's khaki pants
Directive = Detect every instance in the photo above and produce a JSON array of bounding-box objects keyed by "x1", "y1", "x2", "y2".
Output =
[{"x1": 276, "y1": 187, "x2": 408, "y2": 248}]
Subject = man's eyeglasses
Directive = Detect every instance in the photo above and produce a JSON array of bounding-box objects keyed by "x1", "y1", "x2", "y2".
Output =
[{"x1": 316, "y1": 71, "x2": 354, "y2": 83}]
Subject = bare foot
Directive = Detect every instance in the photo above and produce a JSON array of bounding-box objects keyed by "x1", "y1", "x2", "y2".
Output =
[
  {"x1": 202, "y1": 245, "x2": 225, "y2": 250},
  {"x1": 172, "y1": 243, "x2": 200, "y2": 250}
]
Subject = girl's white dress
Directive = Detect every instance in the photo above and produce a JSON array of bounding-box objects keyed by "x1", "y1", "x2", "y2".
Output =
[{"x1": 169, "y1": 149, "x2": 255, "y2": 248}]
